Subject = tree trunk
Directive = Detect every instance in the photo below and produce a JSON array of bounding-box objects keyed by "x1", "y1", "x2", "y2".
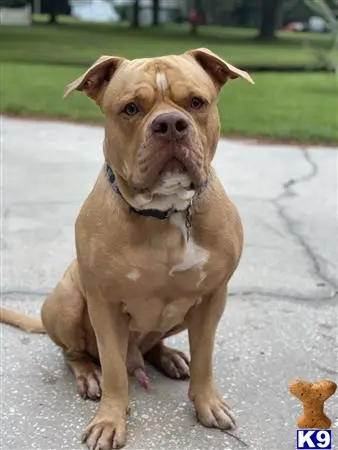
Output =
[
  {"x1": 48, "y1": 11, "x2": 57, "y2": 24},
  {"x1": 48, "y1": 0, "x2": 58, "y2": 24},
  {"x1": 190, "y1": 23, "x2": 198, "y2": 34},
  {"x1": 258, "y1": 0, "x2": 281, "y2": 40},
  {"x1": 132, "y1": 0, "x2": 140, "y2": 28},
  {"x1": 152, "y1": 0, "x2": 159, "y2": 26},
  {"x1": 188, "y1": 0, "x2": 202, "y2": 35}
]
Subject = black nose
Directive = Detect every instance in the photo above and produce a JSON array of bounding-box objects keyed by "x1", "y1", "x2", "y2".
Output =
[{"x1": 151, "y1": 112, "x2": 189, "y2": 140}]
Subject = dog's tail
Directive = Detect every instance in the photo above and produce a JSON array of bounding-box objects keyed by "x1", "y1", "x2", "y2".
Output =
[{"x1": 0, "y1": 307, "x2": 45, "y2": 334}]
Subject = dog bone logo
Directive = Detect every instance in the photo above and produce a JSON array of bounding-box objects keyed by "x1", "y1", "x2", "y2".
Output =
[{"x1": 289, "y1": 379, "x2": 337, "y2": 429}]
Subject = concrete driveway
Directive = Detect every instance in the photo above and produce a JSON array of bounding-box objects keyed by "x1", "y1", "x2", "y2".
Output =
[{"x1": 1, "y1": 116, "x2": 337, "y2": 450}]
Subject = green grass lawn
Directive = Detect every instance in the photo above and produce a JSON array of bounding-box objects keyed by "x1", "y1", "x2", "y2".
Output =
[
  {"x1": 0, "y1": 18, "x2": 336, "y2": 68},
  {"x1": 2, "y1": 62, "x2": 337, "y2": 143},
  {"x1": 1, "y1": 18, "x2": 337, "y2": 144}
]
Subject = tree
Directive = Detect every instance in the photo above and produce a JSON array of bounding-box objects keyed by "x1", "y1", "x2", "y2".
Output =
[
  {"x1": 132, "y1": 0, "x2": 140, "y2": 27},
  {"x1": 187, "y1": 0, "x2": 204, "y2": 34},
  {"x1": 48, "y1": 0, "x2": 57, "y2": 24},
  {"x1": 152, "y1": 0, "x2": 160, "y2": 26},
  {"x1": 258, "y1": 0, "x2": 282, "y2": 40},
  {"x1": 40, "y1": 0, "x2": 70, "y2": 25}
]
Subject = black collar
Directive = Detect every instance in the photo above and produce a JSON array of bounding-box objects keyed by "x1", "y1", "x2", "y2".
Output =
[{"x1": 105, "y1": 164, "x2": 189, "y2": 220}]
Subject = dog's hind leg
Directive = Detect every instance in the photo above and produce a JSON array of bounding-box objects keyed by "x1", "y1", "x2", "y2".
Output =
[
  {"x1": 143, "y1": 325, "x2": 190, "y2": 380},
  {"x1": 41, "y1": 260, "x2": 101, "y2": 400},
  {"x1": 145, "y1": 341, "x2": 190, "y2": 379},
  {"x1": 65, "y1": 352, "x2": 102, "y2": 400}
]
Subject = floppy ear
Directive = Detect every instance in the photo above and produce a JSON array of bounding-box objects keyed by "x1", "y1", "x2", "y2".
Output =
[
  {"x1": 185, "y1": 47, "x2": 254, "y2": 89},
  {"x1": 63, "y1": 55, "x2": 125, "y2": 101}
]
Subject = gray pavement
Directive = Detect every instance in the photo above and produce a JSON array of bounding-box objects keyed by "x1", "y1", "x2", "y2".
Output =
[{"x1": 1, "y1": 116, "x2": 337, "y2": 450}]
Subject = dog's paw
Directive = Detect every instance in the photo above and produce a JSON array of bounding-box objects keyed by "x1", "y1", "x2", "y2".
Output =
[
  {"x1": 76, "y1": 368, "x2": 102, "y2": 400},
  {"x1": 146, "y1": 345, "x2": 190, "y2": 380},
  {"x1": 194, "y1": 391, "x2": 236, "y2": 430},
  {"x1": 160, "y1": 348, "x2": 190, "y2": 379},
  {"x1": 82, "y1": 415, "x2": 127, "y2": 450}
]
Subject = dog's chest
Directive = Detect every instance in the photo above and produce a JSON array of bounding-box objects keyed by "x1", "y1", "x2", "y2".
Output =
[
  {"x1": 122, "y1": 214, "x2": 210, "y2": 333},
  {"x1": 169, "y1": 213, "x2": 209, "y2": 275},
  {"x1": 124, "y1": 296, "x2": 200, "y2": 333},
  {"x1": 169, "y1": 234, "x2": 209, "y2": 277}
]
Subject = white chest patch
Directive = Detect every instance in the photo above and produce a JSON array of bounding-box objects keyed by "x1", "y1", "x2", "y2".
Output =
[
  {"x1": 126, "y1": 269, "x2": 141, "y2": 281},
  {"x1": 170, "y1": 238, "x2": 209, "y2": 274},
  {"x1": 156, "y1": 72, "x2": 168, "y2": 91},
  {"x1": 134, "y1": 171, "x2": 195, "y2": 212},
  {"x1": 169, "y1": 214, "x2": 210, "y2": 279}
]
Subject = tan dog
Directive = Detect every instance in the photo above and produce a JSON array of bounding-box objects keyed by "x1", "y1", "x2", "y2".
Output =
[{"x1": 1, "y1": 48, "x2": 253, "y2": 449}]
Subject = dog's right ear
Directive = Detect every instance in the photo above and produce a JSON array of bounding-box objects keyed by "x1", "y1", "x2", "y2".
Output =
[{"x1": 63, "y1": 55, "x2": 126, "y2": 102}]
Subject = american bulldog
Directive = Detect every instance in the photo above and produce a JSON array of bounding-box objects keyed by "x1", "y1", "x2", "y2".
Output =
[{"x1": 1, "y1": 47, "x2": 253, "y2": 449}]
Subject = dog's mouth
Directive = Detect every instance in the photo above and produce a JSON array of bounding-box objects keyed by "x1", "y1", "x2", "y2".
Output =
[
  {"x1": 134, "y1": 156, "x2": 198, "y2": 196},
  {"x1": 133, "y1": 157, "x2": 195, "y2": 204},
  {"x1": 159, "y1": 158, "x2": 187, "y2": 176},
  {"x1": 156, "y1": 158, "x2": 195, "y2": 190},
  {"x1": 156, "y1": 157, "x2": 196, "y2": 191},
  {"x1": 132, "y1": 136, "x2": 205, "y2": 193}
]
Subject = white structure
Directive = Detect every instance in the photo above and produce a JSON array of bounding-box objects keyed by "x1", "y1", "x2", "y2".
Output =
[
  {"x1": 115, "y1": 0, "x2": 182, "y2": 26},
  {"x1": 0, "y1": 3, "x2": 32, "y2": 26},
  {"x1": 114, "y1": 0, "x2": 181, "y2": 8},
  {"x1": 70, "y1": 0, "x2": 120, "y2": 23}
]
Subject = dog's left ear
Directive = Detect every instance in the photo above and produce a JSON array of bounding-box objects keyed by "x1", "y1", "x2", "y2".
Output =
[{"x1": 186, "y1": 47, "x2": 254, "y2": 89}]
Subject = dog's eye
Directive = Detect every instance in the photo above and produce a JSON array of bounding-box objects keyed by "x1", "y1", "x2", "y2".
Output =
[
  {"x1": 122, "y1": 102, "x2": 139, "y2": 116},
  {"x1": 190, "y1": 97, "x2": 205, "y2": 109}
]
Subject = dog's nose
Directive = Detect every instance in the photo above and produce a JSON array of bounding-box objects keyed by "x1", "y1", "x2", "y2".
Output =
[{"x1": 151, "y1": 112, "x2": 189, "y2": 140}]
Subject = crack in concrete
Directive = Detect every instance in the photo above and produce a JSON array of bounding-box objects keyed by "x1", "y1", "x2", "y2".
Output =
[
  {"x1": 271, "y1": 148, "x2": 338, "y2": 292},
  {"x1": 2, "y1": 288, "x2": 337, "y2": 304},
  {"x1": 7, "y1": 200, "x2": 81, "y2": 207},
  {"x1": 223, "y1": 430, "x2": 249, "y2": 448},
  {"x1": 2, "y1": 289, "x2": 50, "y2": 297},
  {"x1": 258, "y1": 218, "x2": 286, "y2": 239},
  {"x1": 229, "y1": 290, "x2": 337, "y2": 302}
]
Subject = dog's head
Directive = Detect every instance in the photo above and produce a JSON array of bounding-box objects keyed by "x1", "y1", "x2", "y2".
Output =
[{"x1": 64, "y1": 49, "x2": 253, "y2": 211}]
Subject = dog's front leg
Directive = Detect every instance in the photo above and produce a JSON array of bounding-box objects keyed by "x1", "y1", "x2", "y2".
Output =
[
  {"x1": 187, "y1": 283, "x2": 236, "y2": 430},
  {"x1": 82, "y1": 297, "x2": 130, "y2": 450}
]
